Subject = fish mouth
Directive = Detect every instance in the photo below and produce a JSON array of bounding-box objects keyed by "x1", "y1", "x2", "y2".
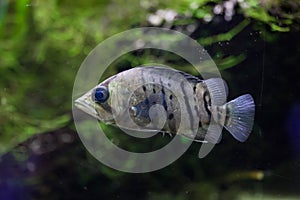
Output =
[{"x1": 74, "y1": 97, "x2": 99, "y2": 119}]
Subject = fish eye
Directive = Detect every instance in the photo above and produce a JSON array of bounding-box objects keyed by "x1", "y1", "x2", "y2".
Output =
[{"x1": 93, "y1": 86, "x2": 109, "y2": 103}]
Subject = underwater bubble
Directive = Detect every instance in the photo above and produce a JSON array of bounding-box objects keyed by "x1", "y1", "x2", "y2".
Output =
[
  {"x1": 224, "y1": 13, "x2": 233, "y2": 21},
  {"x1": 187, "y1": 24, "x2": 196, "y2": 33},
  {"x1": 204, "y1": 14, "x2": 213, "y2": 22},
  {"x1": 189, "y1": 2, "x2": 199, "y2": 10},
  {"x1": 147, "y1": 14, "x2": 163, "y2": 26},
  {"x1": 224, "y1": 1, "x2": 234, "y2": 10},
  {"x1": 164, "y1": 10, "x2": 177, "y2": 22},
  {"x1": 26, "y1": 162, "x2": 36, "y2": 172},
  {"x1": 214, "y1": 5, "x2": 223, "y2": 15}
]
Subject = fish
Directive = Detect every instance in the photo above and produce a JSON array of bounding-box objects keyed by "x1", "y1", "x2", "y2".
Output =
[{"x1": 74, "y1": 66, "x2": 255, "y2": 144}]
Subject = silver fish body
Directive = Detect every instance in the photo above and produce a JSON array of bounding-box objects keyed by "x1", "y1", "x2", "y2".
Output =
[{"x1": 75, "y1": 66, "x2": 255, "y2": 143}]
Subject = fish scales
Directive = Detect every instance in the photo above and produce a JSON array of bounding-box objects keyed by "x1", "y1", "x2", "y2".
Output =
[
  {"x1": 75, "y1": 66, "x2": 255, "y2": 143},
  {"x1": 125, "y1": 67, "x2": 199, "y2": 135},
  {"x1": 141, "y1": 67, "x2": 202, "y2": 136}
]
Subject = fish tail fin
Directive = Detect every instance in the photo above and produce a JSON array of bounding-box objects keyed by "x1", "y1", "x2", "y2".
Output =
[{"x1": 224, "y1": 94, "x2": 255, "y2": 142}]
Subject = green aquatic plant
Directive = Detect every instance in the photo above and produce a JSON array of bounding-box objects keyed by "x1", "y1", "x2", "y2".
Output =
[{"x1": 0, "y1": 0, "x2": 299, "y2": 160}]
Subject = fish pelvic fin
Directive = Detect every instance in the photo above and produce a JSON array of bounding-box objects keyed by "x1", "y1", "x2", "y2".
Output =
[{"x1": 224, "y1": 94, "x2": 255, "y2": 142}]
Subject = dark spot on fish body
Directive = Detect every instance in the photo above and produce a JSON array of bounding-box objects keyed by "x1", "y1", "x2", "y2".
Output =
[
  {"x1": 162, "y1": 99, "x2": 168, "y2": 111},
  {"x1": 161, "y1": 90, "x2": 168, "y2": 111},
  {"x1": 129, "y1": 82, "x2": 186, "y2": 133},
  {"x1": 167, "y1": 113, "x2": 177, "y2": 134},
  {"x1": 142, "y1": 85, "x2": 146, "y2": 92},
  {"x1": 203, "y1": 91, "x2": 211, "y2": 116},
  {"x1": 225, "y1": 105, "x2": 231, "y2": 125},
  {"x1": 145, "y1": 98, "x2": 149, "y2": 105},
  {"x1": 198, "y1": 121, "x2": 202, "y2": 128},
  {"x1": 193, "y1": 85, "x2": 197, "y2": 94},
  {"x1": 194, "y1": 105, "x2": 200, "y2": 117}
]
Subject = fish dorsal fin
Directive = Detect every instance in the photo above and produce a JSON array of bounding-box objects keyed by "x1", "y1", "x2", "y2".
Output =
[
  {"x1": 204, "y1": 78, "x2": 228, "y2": 105},
  {"x1": 177, "y1": 71, "x2": 202, "y2": 83},
  {"x1": 140, "y1": 66, "x2": 202, "y2": 83}
]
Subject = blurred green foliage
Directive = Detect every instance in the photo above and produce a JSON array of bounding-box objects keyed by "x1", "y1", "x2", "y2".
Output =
[
  {"x1": 1, "y1": 0, "x2": 300, "y2": 157},
  {"x1": 0, "y1": 0, "x2": 152, "y2": 154},
  {"x1": 0, "y1": 2, "x2": 300, "y2": 199}
]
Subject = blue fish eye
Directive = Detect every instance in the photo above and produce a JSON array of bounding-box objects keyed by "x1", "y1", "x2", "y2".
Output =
[{"x1": 93, "y1": 86, "x2": 109, "y2": 103}]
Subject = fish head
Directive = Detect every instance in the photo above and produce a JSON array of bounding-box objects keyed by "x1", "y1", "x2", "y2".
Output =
[
  {"x1": 74, "y1": 75, "x2": 117, "y2": 124},
  {"x1": 74, "y1": 67, "x2": 171, "y2": 131}
]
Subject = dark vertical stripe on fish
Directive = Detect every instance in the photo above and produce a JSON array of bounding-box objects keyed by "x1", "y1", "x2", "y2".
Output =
[
  {"x1": 203, "y1": 91, "x2": 211, "y2": 116},
  {"x1": 193, "y1": 85, "x2": 197, "y2": 94},
  {"x1": 217, "y1": 106, "x2": 221, "y2": 121},
  {"x1": 153, "y1": 87, "x2": 156, "y2": 93},
  {"x1": 198, "y1": 121, "x2": 202, "y2": 128},
  {"x1": 159, "y1": 77, "x2": 168, "y2": 111},
  {"x1": 141, "y1": 69, "x2": 147, "y2": 100},
  {"x1": 193, "y1": 83, "x2": 201, "y2": 129},
  {"x1": 194, "y1": 104, "x2": 199, "y2": 116},
  {"x1": 180, "y1": 81, "x2": 195, "y2": 130},
  {"x1": 162, "y1": 96, "x2": 167, "y2": 111},
  {"x1": 141, "y1": 68, "x2": 146, "y2": 86},
  {"x1": 225, "y1": 105, "x2": 230, "y2": 126},
  {"x1": 145, "y1": 98, "x2": 149, "y2": 106}
]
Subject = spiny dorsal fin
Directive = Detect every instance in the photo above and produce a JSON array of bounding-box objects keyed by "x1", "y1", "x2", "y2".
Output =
[
  {"x1": 139, "y1": 66, "x2": 202, "y2": 83},
  {"x1": 177, "y1": 71, "x2": 202, "y2": 83}
]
